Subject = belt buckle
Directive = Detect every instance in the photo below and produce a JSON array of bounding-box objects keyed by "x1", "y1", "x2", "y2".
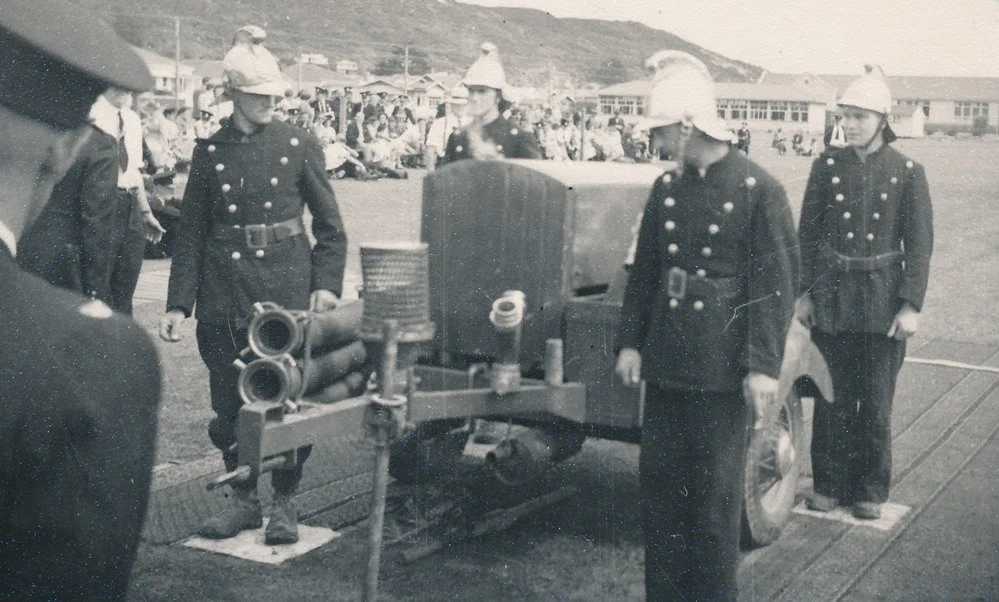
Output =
[
  {"x1": 666, "y1": 267, "x2": 687, "y2": 300},
  {"x1": 244, "y1": 224, "x2": 268, "y2": 249}
]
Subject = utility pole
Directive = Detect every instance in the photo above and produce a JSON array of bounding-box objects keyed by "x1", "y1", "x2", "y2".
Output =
[
  {"x1": 403, "y1": 45, "x2": 410, "y2": 96},
  {"x1": 174, "y1": 16, "x2": 181, "y2": 108},
  {"x1": 298, "y1": 44, "x2": 303, "y2": 92}
]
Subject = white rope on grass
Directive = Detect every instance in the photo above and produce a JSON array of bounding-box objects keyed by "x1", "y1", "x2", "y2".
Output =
[{"x1": 904, "y1": 357, "x2": 999, "y2": 375}]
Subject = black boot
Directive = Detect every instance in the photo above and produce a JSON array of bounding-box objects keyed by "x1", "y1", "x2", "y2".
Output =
[
  {"x1": 198, "y1": 485, "x2": 262, "y2": 539},
  {"x1": 264, "y1": 493, "x2": 299, "y2": 545}
]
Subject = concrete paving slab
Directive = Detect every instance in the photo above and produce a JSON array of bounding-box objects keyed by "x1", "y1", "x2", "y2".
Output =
[
  {"x1": 183, "y1": 519, "x2": 341, "y2": 565},
  {"x1": 792, "y1": 501, "x2": 910, "y2": 531}
]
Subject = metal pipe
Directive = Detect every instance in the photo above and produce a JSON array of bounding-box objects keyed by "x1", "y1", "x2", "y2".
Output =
[
  {"x1": 364, "y1": 320, "x2": 399, "y2": 602},
  {"x1": 248, "y1": 301, "x2": 363, "y2": 359},
  {"x1": 489, "y1": 291, "x2": 525, "y2": 395}
]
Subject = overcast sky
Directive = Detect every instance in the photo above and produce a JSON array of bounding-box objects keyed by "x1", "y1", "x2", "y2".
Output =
[{"x1": 460, "y1": 0, "x2": 999, "y2": 78}]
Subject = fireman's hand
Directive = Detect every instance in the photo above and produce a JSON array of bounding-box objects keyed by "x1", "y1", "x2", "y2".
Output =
[
  {"x1": 743, "y1": 371, "x2": 777, "y2": 430},
  {"x1": 142, "y1": 211, "x2": 166, "y2": 244},
  {"x1": 159, "y1": 310, "x2": 185, "y2": 342},
  {"x1": 615, "y1": 347, "x2": 642, "y2": 389},
  {"x1": 887, "y1": 303, "x2": 919, "y2": 340},
  {"x1": 309, "y1": 289, "x2": 339, "y2": 312},
  {"x1": 795, "y1": 294, "x2": 816, "y2": 328}
]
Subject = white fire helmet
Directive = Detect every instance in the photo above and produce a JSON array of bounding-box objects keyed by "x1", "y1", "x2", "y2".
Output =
[
  {"x1": 838, "y1": 64, "x2": 896, "y2": 142},
  {"x1": 637, "y1": 50, "x2": 730, "y2": 142},
  {"x1": 223, "y1": 41, "x2": 287, "y2": 97},
  {"x1": 237, "y1": 25, "x2": 267, "y2": 43},
  {"x1": 462, "y1": 42, "x2": 507, "y2": 92}
]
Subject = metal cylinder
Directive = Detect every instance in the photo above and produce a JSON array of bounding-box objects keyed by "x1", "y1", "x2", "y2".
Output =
[
  {"x1": 247, "y1": 301, "x2": 364, "y2": 358},
  {"x1": 237, "y1": 356, "x2": 302, "y2": 404},
  {"x1": 359, "y1": 242, "x2": 435, "y2": 343},
  {"x1": 485, "y1": 427, "x2": 586, "y2": 486}
]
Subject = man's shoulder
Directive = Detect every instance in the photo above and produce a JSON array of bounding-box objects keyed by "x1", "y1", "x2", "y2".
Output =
[{"x1": 880, "y1": 144, "x2": 923, "y2": 171}]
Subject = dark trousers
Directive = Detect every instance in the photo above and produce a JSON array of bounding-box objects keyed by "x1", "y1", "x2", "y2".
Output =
[
  {"x1": 196, "y1": 319, "x2": 311, "y2": 494},
  {"x1": 107, "y1": 190, "x2": 146, "y2": 315},
  {"x1": 640, "y1": 385, "x2": 749, "y2": 602},
  {"x1": 811, "y1": 331, "x2": 906, "y2": 504}
]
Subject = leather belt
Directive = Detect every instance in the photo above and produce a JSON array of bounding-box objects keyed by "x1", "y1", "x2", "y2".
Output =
[
  {"x1": 214, "y1": 215, "x2": 305, "y2": 249},
  {"x1": 664, "y1": 266, "x2": 744, "y2": 300},
  {"x1": 820, "y1": 244, "x2": 901, "y2": 272}
]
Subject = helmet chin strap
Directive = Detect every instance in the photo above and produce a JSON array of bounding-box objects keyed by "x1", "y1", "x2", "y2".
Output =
[{"x1": 860, "y1": 113, "x2": 888, "y2": 153}]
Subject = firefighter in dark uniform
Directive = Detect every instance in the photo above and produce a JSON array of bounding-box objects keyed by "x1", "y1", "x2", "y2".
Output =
[
  {"x1": 615, "y1": 51, "x2": 799, "y2": 601},
  {"x1": 0, "y1": 2, "x2": 161, "y2": 599},
  {"x1": 442, "y1": 42, "x2": 540, "y2": 164},
  {"x1": 159, "y1": 32, "x2": 348, "y2": 545},
  {"x1": 797, "y1": 66, "x2": 933, "y2": 520}
]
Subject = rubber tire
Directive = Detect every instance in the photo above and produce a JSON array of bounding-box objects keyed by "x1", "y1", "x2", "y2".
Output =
[{"x1": 741, "y1": 388, "x2": 805, "y2": 548}]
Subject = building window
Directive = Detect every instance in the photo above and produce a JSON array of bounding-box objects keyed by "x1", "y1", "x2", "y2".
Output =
[
  {"x1": 789, "y1": 102, "x2": 808, "y2": 122},
  {"x1": 955, "y1": 101, "x2": 989, "y2": 121},
  {"x1": 600, "y1": 97, "x2": 614, "y2": 115},
  {"x1": 618, "y1": 98, "x2": 636, "y2": 115},
  {"x1": 770, "y1": 101, "x2": 787, "y2": 121},
  {"x1": 717, "y1": 100, "x2": 729, "y2": 119},
  {"x1": 730, "y1": 100, "x2": 747, "y2": 120},
  {"x1": 749, "y1": 101, "x2": 767, "y2": 120},
  {"x1": 636, "y1": 98, "x2": 644, "y2": 116}
]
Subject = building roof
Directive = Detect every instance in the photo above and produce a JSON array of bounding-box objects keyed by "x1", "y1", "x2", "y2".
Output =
[
  {"x1": 763, "y1": 72, "x2": 999, "y2": 102},
  {"x1": 132, "y1": 46, "x2": 194, "y2": 78},
  {"x1": 596, "y1": 79, "x2": 827, "y2": 103},
  {"x1": 283, "y1": 63, "x2": 361, "y2": 90},
  {"x1": 184, "y1": 59, "x2": 224, "y2": 82}
]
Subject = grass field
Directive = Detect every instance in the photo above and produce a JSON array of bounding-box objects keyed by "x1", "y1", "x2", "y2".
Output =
[{"x1": 134, "y1": 137, "x2": 999, "y2": 465}]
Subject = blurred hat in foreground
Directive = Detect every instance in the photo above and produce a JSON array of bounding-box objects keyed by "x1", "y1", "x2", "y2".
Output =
[
  {"x1": 0, "y1": 0, "x2": 153, "y2": 130},
  {"x1": 222, "y1": 26, "x2": 286, "y2": 97},
  {"x1": 237, "y1": 25, "x2": 267, "y2": 42},
  {"x1": 637, "y1": 50, "x2": 730, "y2": 142},
  {"x1": 463, "y1": 42, "x2": 507, "y2": 92}
]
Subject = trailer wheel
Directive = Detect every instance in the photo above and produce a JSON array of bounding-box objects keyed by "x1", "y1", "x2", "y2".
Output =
[
  {"x1": 389, "y1": 419, "x2": 470, "y2": 484},
  {"x1": 741, "y1": 388, "x2": 804, "y2": 547}
]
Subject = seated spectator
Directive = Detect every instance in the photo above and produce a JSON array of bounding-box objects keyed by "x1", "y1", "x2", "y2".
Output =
[{"x1": 324, "y1": 134, "x2": 369, "y2": 179}]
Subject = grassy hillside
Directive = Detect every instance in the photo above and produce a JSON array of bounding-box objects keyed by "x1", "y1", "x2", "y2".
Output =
[{"x1": 79, "y1": 0, "x2": 761, "y2": 86}]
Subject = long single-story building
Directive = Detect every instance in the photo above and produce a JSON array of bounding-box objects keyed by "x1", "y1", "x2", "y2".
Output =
[{"x1": 596, "y1": 71, "x2": 999, "y2": 136}]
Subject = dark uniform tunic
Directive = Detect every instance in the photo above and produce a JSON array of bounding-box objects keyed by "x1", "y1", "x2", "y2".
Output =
[
  {"x1": 798, "y1": 144, "x2": 933, "y2": 504},
  {"x1": 167, "y1": 119, "x2": 347, "y2": 488},
  {"x1": 442, "y1": 115, "x2": 540, "y2": 164},
  {"x1": 619, "y1": 150, "x2": 799, "y2": 601},
  {"x1": 0, "y1": 245, "x2": 160, "y2": 600}
]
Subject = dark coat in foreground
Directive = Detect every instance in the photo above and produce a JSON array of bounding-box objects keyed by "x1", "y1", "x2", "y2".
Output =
[
  {"x1": 618, "y1": 150, "x2": 800, "y2": 392},
  {"x1": 0, "y1": 248, "x2": 160, "y2": 600}
]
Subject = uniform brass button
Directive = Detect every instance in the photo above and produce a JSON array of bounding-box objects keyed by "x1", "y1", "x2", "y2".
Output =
[
  {"x1": 906, "y1": 160, "x2": 913, "y2": 169},
  {"x1": 662, "y1": 174, "x2": 672, "y2": 184},
  {"x1": 696, "y1": 269, "x2": 706, "y2": 278},
  {"x1": 231, "y1": 251, "x2": 241, "y2": 260},
  {"x1": 827, "y1": 158, "x2": 835, "y2": 166},
  {"x1": 664, "y1": 197, "x2": 676, "y2": 207},
  {"x1": 890, "y1": 176, "x2": 898, "y2": 184},
  {"x1": 208, "y1": 144, "x2": 216, "y2": 152},
  {"x1": 708, "y1": 224, "x2": 719, "y2": 234},
  {"x1": 835, "y1": 193, "x2": 844, "y2": 202},
  {"x1": 843, "y1": 211, "x2": 851, "y2": 219},
  {"x1": 456, "y1": 145, "x2": 463, "y2": 152},
  {"x1": 668, "y1": 243, "x2": 679, "y2": 254},
  {"x1": 832, "y1": 176, "x2": 841, "y2": 184},
  {"x1": 255, "y1": 249, "x2": 265, "y2": 258},
  {"x1": 222, "y1": 183, "x2": 231, "y2": 192},
  {"x1": 227, "y1": 204, "x2": 237, "y2": 213},
  {"x1": 270, "y1": 177, "x2": 279, "y2": 186},
  {"x1": 873, "y1": 212, "x2": 880, "y2": 220},
  {"x1": 701, "y1": 247, "x2": 712, "y2": 257},
  {"x1": 664, "y1": 220, "x2": 676, "y2": 231},
  {"x1": 745, "y1": 176, "x2": 756, "y2": 188},
  {"x1": 496, "y1": 144, "x2": 503, "y2": 152},
  {"x1": 510, "y1": 128, "x2": 519, "y2": 135},
  {"x1": 215, "y1": 163, "x2": 225, "y2": 172},
  {"x1": 264, "y1": 201, "x2": 273, "y2": 209},
  {"x1": 880, "y1": 192, "x2": 888, "y2": 200},
  {"x1": 290, "y1": 137, "x2": 300, "y2": 147},
  {"x1": 723, "y1": 202, "x2": 734, "y2": 213},
  {"x1": 280, "y1": 156, "x2": 289, "y2": 165},
  {"x1": 866, "y1": 233, "x2": 874, "y2": 241},
  {"x1": 846, "y1": 232, "x2": 854, "y2": 240},
  {"x1": 693, "y1": 300, "x2": 704, "y2": 311},
  {"x1": 669, "y1": 298, "x2": 679, "y2": 309}
]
